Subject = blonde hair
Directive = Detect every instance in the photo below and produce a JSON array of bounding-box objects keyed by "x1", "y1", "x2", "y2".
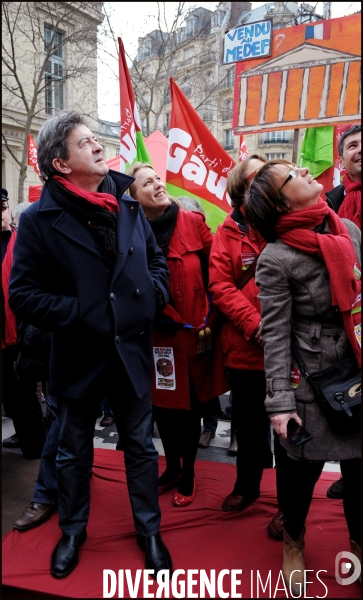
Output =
[{"x1": 126, "y1": 162, "x2": 181, "y2": 206}]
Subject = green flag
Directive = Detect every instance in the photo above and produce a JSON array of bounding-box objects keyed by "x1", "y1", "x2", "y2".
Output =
[{"x1": 298, "y1": 126, "x2": 334, "y2": 178}]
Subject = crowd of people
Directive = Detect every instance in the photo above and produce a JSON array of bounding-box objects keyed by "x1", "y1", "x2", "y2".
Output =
[{"x1": 2, "y1": 111, "x2": 361, "y2": 591}]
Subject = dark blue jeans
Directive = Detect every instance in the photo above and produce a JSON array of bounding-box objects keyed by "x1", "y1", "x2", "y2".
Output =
[
  {"x1": 202, "y1": 413, "x2": 218, "y2": 433},
  {"x1": 33, "y1": 394, "x2": 59, "y2": 505},
  {"x1": 56, "y1": 381, "x2": 160, "y2": 537}
]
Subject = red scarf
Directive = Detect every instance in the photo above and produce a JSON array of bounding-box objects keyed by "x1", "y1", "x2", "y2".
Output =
[
  {"x1": 275, "y1": 198, "x2": 361, "y2": 366},
  {"x1": 338, "y1": 173, "x2": 361, "y2": 229},
  {"x1": 2, "y1": 227, "x2": 18, "y2": 348},
  {"x1": 53, "y1": 176, "x2": 119, "y2": 213}
]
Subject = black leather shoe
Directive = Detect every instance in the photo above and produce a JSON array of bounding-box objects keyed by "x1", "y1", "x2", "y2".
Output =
[
  {"x1": 137, "y1": 533, "x2": 173, "y2": 580},
  {"x1": 2, "y1": 434, "x2": 20, "y2": 448},
  {"x1": 51, "y1": 531, "x2": 87, "y2": 578}
]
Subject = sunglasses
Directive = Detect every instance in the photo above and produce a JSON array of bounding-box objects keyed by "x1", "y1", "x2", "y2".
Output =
[
  {"x1": 2, "y1": 203, "x2": 9, "y2": 211},
  {"x1": 279, "y1": 169, "x2": 298, "y2": 191}
]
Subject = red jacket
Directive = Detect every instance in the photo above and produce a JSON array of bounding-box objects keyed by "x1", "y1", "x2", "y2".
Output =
[
  {"x1": 151, "y1": 209, "x2": 229, "y2": 410},
  {"x1": 209, "y1": 210, "x2": 264, "y2": 370}
]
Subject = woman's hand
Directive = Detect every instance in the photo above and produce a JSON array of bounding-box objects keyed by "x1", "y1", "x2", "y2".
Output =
[
  {"x1": 270, "y1": 412, "x2": 302, "y2": 440},
  {"x1": 254, "y1": 321, "x2": 263, "y2": 346}
]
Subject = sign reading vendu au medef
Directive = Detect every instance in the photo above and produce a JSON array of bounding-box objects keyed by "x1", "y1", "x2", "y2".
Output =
[{"x1": 223, "y1": 19, "x2": 272, "y2": 64}]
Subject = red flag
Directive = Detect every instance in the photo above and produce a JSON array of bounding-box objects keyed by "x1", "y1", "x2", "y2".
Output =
[
  {"x1": 238, "y1": 135, "x2": 249, "y2": 162},
  {"x1": 27, "y1": 135, "x2": 41, "y2": 176},
  {"x1": 118, "y1": 37, "x2": 152, "y2": 172},
  {"x1": 166, "y1": 78, "x2": 236, "y2": 232}
]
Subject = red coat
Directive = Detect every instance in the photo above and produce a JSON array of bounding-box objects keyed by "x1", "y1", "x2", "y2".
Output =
[
  {"x1": 151, "y1": 209, "x2": 229, "y2": 410},
  {"x1": 209, "y1": 211, "x2": 264, "y2": 370}
]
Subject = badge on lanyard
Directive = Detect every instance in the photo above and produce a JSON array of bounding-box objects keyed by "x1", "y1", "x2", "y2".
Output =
[
  {"x1": 153, "y1": 347, "x2": 176, "y2": 390},
  {"x1": 241, "y1": 251, "x2": 256, "y2": 271}
]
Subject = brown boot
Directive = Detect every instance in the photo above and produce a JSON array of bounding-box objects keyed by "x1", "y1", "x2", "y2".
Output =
[
  {"x1": 350, "y1": 539, "x2": 361, "y2": 584},
  {"x1": 282, "y1": 525, "x2": 306, "y2": 596}
]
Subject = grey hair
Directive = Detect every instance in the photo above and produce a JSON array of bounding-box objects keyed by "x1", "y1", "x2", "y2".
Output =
[
  {"x1": 11, "y1": 201, "x2": 31, "y2": 225},
  {"x1": 178, "y1": 196, "x2": 205, "y2": 214},
  {"x1": 36, "y1": 111, "x2": 88, "y2": 180}
]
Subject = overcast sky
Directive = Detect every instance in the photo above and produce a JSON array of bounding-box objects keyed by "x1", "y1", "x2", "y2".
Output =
[{"x1": 97, "y1": 2, "x2": 361, "y2": 122}]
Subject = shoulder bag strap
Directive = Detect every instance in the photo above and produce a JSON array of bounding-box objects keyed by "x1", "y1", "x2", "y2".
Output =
[{"x1": 291, "y1": 337, "x2": 311, "y2": 379}]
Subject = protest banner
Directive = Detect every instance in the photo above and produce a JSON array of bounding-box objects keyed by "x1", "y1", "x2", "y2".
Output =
[
  {"x1": 27, "y1": 134, "x2": 41, "y2": 177},
  {"x1": 166, "y1": 78, "x2": 236, "y2": 232},
  {"x1": 233, "y1": 14, "x2": 361, "y2": 135},
  {"x1": 118, "y1": 37, "x2": 152, "y2": 172}
]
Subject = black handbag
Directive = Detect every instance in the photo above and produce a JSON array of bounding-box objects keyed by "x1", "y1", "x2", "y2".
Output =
[{"x1": 291, "y1": 339, "x2": 361, "y2": 435}]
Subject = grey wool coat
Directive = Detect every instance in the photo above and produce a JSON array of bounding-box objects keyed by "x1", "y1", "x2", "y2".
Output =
[{"x1": 255, "y1": 218, "x2": 361, "y2": 460}]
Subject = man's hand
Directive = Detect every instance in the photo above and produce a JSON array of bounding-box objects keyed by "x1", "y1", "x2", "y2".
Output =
[{"x1": 270, "y1": 412, "x2": 302, "y2": 440}]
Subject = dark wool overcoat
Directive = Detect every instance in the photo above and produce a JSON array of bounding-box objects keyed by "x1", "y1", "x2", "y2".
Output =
[
  {"x1": 255, "y1": 218, "x2": 361, "y2": 461},
  {"x1": 9, "y1": 170, "x2": 169, "y2": 401}
]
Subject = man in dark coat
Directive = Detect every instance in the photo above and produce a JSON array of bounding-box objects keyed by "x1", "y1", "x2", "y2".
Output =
[
  {"x1": 325, "y1": 124, "x2": 361, "y2": 226},
  {"x1": 9, "y1": 111, "x2": 171, "y2": 579}
]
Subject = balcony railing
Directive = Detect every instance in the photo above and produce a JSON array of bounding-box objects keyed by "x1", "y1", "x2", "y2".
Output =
[
  {"x1": 258, "y1": 134, "x2": 292, "y2": 144},
  {"x1": 199, "y1": 51, "x2": 216, "y2": 65}
]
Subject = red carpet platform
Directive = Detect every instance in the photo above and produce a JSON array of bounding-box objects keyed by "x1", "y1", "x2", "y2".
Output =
[{"x1": 2, "y1": 448, "x2": 360, "y2": 598}]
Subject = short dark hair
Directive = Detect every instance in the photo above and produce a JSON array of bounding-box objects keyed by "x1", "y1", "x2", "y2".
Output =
[
  {"x1": 36, "y1": 111, "x2": 88, "y2": 180},
  {"x1": 338, "y1": 124, "x2": 361, "y2": 158},
  {"x1": 244, "y1": 159, "x2": 293, "y2": 242},
  {"x1": 227, "y1": 154, "x2": 267, "y2": 208}
]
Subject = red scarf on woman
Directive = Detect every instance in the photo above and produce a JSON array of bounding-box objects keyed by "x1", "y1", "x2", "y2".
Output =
[
  {"x1": 338, "y1": 173, "x2": 361, "y2": 229},
  {"x1": 2, "y1": 227, "x2": 18, "y2": 348},
  {"x1": 275, "y1": 198, "x2": 361, "y2": 366},
  {"x1": 53, "y1": 175, "x2": 119, "y2": 213}
]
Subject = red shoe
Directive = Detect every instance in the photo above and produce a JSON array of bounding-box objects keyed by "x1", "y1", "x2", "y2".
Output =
[
  {"x1": 172, "y1": 480, "x2": 196, "y2": 507},
  {"x1": 158, "y1": 474, "x2": 181, "y2": 495}
]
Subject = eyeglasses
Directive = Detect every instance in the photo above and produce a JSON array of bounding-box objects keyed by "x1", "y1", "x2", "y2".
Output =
[{"x1": 279, "y1": 169, "x2": 298, "y2": 191}]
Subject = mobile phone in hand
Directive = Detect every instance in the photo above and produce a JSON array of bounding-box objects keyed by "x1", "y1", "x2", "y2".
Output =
[{"x1": 287, "y1": 419, "x2": 312, "y2": 446}]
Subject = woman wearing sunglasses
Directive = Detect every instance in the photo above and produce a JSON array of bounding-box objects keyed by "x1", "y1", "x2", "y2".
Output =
[{"x1": 244, "y1": 159, "x2": 361, "y2": 594}]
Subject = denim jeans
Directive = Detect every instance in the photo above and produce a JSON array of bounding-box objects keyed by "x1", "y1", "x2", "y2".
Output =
[
  {"x1": 33, "y1": 394, "x2": 59, "y2": 506},
  {"x1": 56, "y1": 377, "x2": 160, "y2": 536},
  {"x1": 202, "y1": 413, "x2": 218, "y2": 433}
]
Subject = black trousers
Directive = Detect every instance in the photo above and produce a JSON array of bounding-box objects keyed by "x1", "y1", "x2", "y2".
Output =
[
  {"x1": 282, "y1": 455, "x2": 361, "y2": 544},
  {"x1": 2, "y1": 345, "x2": 46, "y2": 458},
  {"x1": 227, "y1": 368, "x2": 273, "y2": 499}
]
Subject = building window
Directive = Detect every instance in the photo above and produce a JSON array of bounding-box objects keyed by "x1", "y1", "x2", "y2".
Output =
[
  {"x1": 181, "y1": 84, "x2": 192, "y2": 97},
  {"x1": 221, "y1": 67, "x2": 235, "y2": 89},
  {"x1": 224, "y1": 129, "x2": 233, "y2": 150},
  {"x1": 203, "y1": 103, "x2": 213, "y2": 121},
  {"x1": 186, "y1": 16, "x2": 197, "y2": 37},
  {"x1": 44, "y1": 26, "x2": 65, "y2": 115},
  {"x1": 265, "y1": 153, "x2": 286, "y2": 160},
  {"x1": 263, "y1": 131, "x2": 292, "y2": 143},
  {"x1": 221, "y1": 98, "x2": 233, "y2": 121}
]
